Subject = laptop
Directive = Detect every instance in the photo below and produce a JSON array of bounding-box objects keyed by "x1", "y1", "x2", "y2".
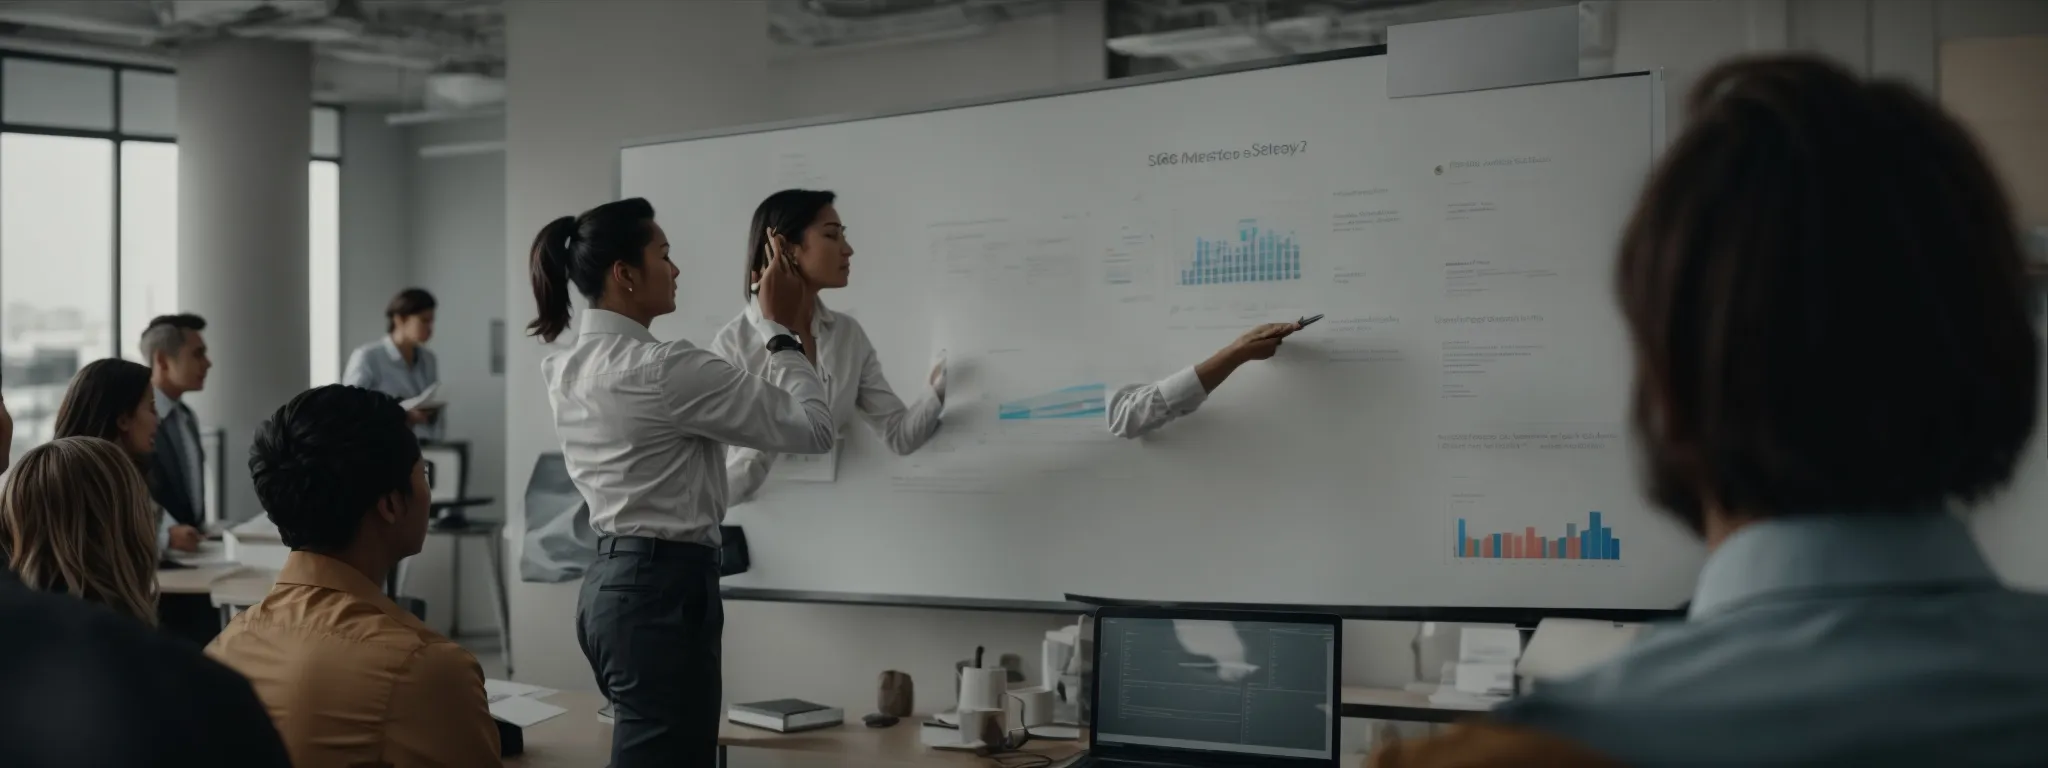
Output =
[{"x1": 1079, "y1": 606, "x2": 1342, "y2": 768}]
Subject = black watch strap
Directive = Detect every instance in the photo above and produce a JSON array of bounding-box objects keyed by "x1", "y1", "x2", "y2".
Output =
[{"x1": 766, "y1": 334, "x2": 805, "y2": 355}]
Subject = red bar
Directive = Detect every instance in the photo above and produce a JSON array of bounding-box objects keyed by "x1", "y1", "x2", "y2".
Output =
[
  {"x1": 1567, "y1": 538, "x2": 1581, "y2": 559},
  {"x1": 1526, "y1": 528, "x2": 1538, "y2": 559}
]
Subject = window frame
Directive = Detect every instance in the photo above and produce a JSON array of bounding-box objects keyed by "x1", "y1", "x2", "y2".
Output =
[{"x1": 0, "y1": 49, "x2": 343, "y2": 363}]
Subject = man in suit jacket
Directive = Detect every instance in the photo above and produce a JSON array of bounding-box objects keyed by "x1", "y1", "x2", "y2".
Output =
[{"x1": 142, "y1": 314, "x2": 212, "y2": 545}]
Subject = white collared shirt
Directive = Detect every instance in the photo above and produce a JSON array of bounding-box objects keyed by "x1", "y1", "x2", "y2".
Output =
[
  {"x1": 1105, "y1": 367, "x2": 1209, "y2": 438},
  {"x1": 541, "y1": 309, "x2": 833, "y2": 545},
  {"x1": 709, "y1": 299, "x2": 944, "y2": 504}
]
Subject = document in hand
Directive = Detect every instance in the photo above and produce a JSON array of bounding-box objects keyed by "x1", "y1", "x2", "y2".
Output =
[{"x1": 400, "y1": 383, "x2": 443, "y2": 411}]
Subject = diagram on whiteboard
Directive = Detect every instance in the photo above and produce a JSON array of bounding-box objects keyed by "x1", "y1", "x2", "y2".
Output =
[
  {"x1": 1437, "y1": 425, "x2": 1631, "y2": 567},
  {"x1": 1178, "y1": 218, "x2": 1303, "y2": 286},
  {"x1": 999, "y1": 383, "x2": 1107, "y2": 420},
  {"x1": 1454, "y1": 511, "x2": 1620, "y2": 561},
  {"x1": 1174, "y1": 206, "x2": 1313, "y2": 288}
]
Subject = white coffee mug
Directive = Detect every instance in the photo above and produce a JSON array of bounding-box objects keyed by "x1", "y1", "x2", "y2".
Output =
[
  {"x1": 959, "y1": 666, "x2": 1007, "y2": 712},
  {"x1": 1007, "y1": 686, "x2": 1055, "y2": 728}
]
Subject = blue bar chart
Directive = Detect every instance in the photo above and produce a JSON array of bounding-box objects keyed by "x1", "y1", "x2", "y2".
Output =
[
  {"x1": 999, "y1": 384, "x2": 1107, "y2": 420},
  {"x1": 1179, "y1": 217, "x2": 1302, "y2": 286},
  {"x1": 1455, "y1": 511, "x2": 1620, "y2": 561}
]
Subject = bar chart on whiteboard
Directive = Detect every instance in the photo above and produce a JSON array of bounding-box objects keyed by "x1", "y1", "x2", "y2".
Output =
[{"x1": 1455, "y1": 511, "x2": 1620, "y2": 562}]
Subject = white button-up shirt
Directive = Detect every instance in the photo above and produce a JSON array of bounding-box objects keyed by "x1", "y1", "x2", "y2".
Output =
[
  {"x1": 709, "y1": 299, "x2": 945, "y2": 504},
  {"x1": 542, "y1": 309, "x2": 834, "y2": 546},
  {"x1": 1105, "y1": 366, "x2": 1209, "y2": 438}
]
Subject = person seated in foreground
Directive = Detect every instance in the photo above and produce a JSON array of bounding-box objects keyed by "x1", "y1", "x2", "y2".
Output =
[
  {"x1": 206, "y1": 385, "x2": 500, "y2": 767},
  {"x1": 0, "y1": 395, "x2": 290, "y2": 768},
  {"x1": 0, "y1": 436, "x2": 165, "y2": 628},
  {"x1": 1375, "y1": 54, "x2": 2048, "y2": 767}
]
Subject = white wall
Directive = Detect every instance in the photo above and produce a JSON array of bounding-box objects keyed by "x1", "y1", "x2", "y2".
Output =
[
  {"x1": 497, "y1": 0, "x2": 2048, "y2": 720},
  {"x1": 338, "y1": 108, "x2": 411, "y2": 379},
  {"x1": 400, "y1": 116, "x2": 511, "y2": 637}
]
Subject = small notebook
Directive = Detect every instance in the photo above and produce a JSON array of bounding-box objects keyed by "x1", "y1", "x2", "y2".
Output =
[{"x1": 727, "y1": 699, "x2": 843, "y2": 733}]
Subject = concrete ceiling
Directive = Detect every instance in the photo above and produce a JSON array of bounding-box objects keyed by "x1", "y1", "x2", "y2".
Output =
[{"x1": 0, "y1": 0, "x2": 503, "y2": 106}]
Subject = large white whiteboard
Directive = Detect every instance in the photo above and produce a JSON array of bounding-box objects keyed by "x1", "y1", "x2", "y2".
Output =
[{"x1": 620, "y1": 52, "x2": 1701, "y2": 610}]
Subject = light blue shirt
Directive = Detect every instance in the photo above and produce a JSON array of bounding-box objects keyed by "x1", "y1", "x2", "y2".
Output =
[
  {"x1": 1495, "y1": 509, "x2": 2048, "y2": 766},
  {"x1": 342, "y1": 336, "x2": 440, "y2": 441}
]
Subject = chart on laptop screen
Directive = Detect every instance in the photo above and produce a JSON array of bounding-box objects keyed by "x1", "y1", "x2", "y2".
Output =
[{"x1": 1094, "y1": 616, "x2": 1336, "y2": 759}]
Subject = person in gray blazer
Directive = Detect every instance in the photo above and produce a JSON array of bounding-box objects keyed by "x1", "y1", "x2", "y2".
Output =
[{"x1": 140, "y1": 314, "x2": 211, "y2": 536}]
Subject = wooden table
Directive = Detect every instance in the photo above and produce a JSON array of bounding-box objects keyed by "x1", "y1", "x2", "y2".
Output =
[{"x1": 509, "y1": 690, "x2": 1086, "y2": 767}]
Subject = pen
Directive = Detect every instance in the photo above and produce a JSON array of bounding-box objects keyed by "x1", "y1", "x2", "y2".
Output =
[
  {"x1": 974, "y1": 645, "x2": 985, "y2": 668},
  {"x1": 1298, "y1": 313, "x2": 1324, "y2": 328}
]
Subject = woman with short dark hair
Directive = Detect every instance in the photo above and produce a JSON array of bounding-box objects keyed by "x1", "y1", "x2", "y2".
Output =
[
  {"x1": 1372, "y1": 53, "x2": 2045, "y2": 767},
  {"x1": 342, "y1": 287, "x2": 441, "y2": 440}
]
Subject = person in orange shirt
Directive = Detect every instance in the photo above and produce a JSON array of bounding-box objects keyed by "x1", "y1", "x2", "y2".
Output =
[{"x1": 207, "y1": 385, "x2": 499, "y2": 767}]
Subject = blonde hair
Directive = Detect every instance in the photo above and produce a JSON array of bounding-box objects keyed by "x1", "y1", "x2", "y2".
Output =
[{"x1": 1, "y1": 436, "x2": 160, "y2": 626}]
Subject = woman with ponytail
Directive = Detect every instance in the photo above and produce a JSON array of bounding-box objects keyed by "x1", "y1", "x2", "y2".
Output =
[{"x1": 529, "y1": 197, "x2": 834, "y2": 765}]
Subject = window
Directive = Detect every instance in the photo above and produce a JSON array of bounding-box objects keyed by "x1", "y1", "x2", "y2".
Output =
[
  {"x1": 0, "y1": 52, "x2": 341, "y2": 459},
  {"x1": 120, "y1": 141, "x2": 178, "y2": 365},
  {"x1": 1, "y1": 134, "x2": 115, "y2": 460},
  {"x1": 310, "y1": 158, "x2": 340, "y2": 386}
]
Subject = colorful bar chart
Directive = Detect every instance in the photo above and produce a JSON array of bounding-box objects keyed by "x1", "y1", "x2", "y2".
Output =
[
  {"x1": 999, "y1": 384, "x2": 1107, "y2": 420},
  {"x1": 1179, "y1": 218, "x2": 1302, "y2": 286},
  {"x1": 1455, "y1": 511, "x2": 1620, "y2": 561}
]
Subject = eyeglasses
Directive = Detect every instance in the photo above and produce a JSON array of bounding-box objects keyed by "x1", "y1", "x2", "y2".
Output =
[{"x1": 423, "y1": 461, "x2": 437, "y2": 490}]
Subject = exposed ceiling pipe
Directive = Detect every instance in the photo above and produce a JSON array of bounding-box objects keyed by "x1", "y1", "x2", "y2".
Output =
[
  {"x1": 0, "y1": 6, "x2": 165, "y2": 45},
  {"x1": 0, "y1": 35, "x2": 174, "y2": 67},
  {"x1": 417, "y1": 139, "x2": 503, "y2": 159},
  {"x1": 386, "y1": 106, "x2": 503, "y2": 126}
]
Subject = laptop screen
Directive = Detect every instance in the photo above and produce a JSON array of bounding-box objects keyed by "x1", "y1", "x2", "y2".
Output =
[{"x1": 1094, "y1": 615, "x2": 1337, "y2": 760}]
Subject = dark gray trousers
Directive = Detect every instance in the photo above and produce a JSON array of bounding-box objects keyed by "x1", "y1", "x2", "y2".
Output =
[{"x1": 576, "y1": 536, "x2": 724, "y2": 767}]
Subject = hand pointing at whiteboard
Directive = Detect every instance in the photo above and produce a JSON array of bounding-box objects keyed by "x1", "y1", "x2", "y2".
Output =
[{"x1": 1104, "y1": 320, "x2": 1305, "y2": 439}]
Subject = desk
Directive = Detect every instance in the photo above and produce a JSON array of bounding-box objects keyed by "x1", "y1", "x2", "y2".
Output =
[
  {"x1": 158, "y1": 563, "x2": 256, "y2": 595},
  {"x1": 1341, "y1": 686, "x2": 1490, "y2": 724},
  {"x1": 509, "y1": 691, "x2": 1085, "y2": 768}
]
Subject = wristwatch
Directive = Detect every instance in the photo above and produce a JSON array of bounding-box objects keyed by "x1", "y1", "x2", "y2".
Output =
[{"x1": 766, "y1": 334, "x2": 805, "y2": 355}]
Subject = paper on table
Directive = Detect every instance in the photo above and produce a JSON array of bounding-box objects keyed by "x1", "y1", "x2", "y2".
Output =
[
  {"x1": 400, "y1": 383, "x2": 442, "y2": 411},
  {"x1": 489, "y1": 694, "x2": 566, "y2": 728},
  {"x1": 484, "y1": 678, "x2": 559, "y2": 701},
  {"x1": 1457, "y1": 626, "x2": 1524, "y2": 664}
]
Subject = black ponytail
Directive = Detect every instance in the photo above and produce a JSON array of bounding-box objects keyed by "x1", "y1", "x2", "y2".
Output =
[
  {"x1": 526, "y1": 198, "x2": 658, "y2": 343},
  {"x1": 526, "y1": 216, "x2": 577, "y2": 342}
]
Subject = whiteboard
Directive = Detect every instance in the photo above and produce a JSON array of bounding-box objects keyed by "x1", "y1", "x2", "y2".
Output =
[{"x1": 620, "y1": 52, "x2": 1698, "y2": 611}]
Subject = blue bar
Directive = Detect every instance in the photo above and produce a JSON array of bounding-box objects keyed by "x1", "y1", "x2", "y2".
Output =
[
  {"x1": 1457, "y1": 518, "x2": 1466, "y2": 558},
  {"x1": 1611, "y1": 538, "x2": 1621, "y2": 561},
  {"x1": 1580, "y1": 530, "x2": 1591, "y2": 560},
  {"x1": 1492, "y1": 533, "x2": 1502, "y2": 559}
]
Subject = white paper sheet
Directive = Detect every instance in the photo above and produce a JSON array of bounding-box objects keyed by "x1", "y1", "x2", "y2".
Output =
[{"x1": 489, "y1": 694, "x2": 566, "y2": 728}]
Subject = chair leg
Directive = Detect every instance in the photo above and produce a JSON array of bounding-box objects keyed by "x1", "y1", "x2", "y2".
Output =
[
  {"x1": 485, "y1": 531, "x2": 513, "y2": 676},
  {"x1": 450, "y1": 535, "x2": 464, "y2": 638}
]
